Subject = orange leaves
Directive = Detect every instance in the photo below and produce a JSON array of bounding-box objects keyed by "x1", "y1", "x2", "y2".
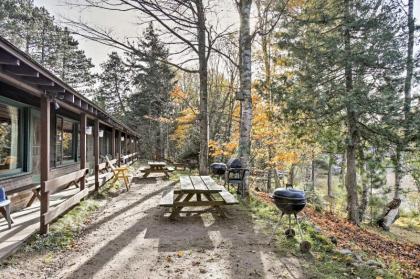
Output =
[
  {"x1": 170, "y1": 107, "x2": 197, "y2": 148},
  {"x1": 170, "y1": 85, "x2": 188, "y2": 104},
  {"x1": 209, "y1": 140, "x2": 238, "y2": 158}
]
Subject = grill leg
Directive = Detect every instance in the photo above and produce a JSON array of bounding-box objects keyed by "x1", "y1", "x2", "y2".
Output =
[
  {"x1": 267, "y1": 212, "x2": 284, "y2": 244},
  {"x1": 294, "y1": 213, "x2": 304, "y2": 240}
]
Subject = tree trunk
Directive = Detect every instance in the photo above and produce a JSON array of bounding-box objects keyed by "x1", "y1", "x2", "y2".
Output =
[
  {"x1": 358, "y1": 149, "x2": 369, "y2": 223},
  {"x1": 327, "y1": 154, "x2": 334, "y2": 197},
  {"x1": 393, "y1": 146, "x2": 403, "y2": 199},
  {"x1": 404, "y1": 0, "x2": 414, "y2": 126},
  {"x1": 377, "y1": 0, "x2": 414, "y2": 229},
  {"x1": 311, "y1": 156, "x2": 316, "y2": 192},
  {"x1": 237, "y1": 0, "x2": 253, "y2": 197},
  {"x1": 344, "y1": 0, "x2": 359, "y2": 225},
  {"x1": 288, "y1": 164, "x2": 295, "y2": 186},
  {"x1": 197, "y1": 0, "x2": 209, "y2": 175},
  {"x1": 340, "y1": 151, "x2": 346, "y2": 187}
]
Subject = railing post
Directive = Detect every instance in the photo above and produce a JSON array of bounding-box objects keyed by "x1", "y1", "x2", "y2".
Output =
[
  {"x1": 94, "y1": 118, "x2": 100, "y2": 191},
  {"x1": 40, "y1": 96, "x2": 50, "y2": 234},
  {"x1": 80, "y1": 113, "x2": 87, "y2": 191},
  {"x1": 111, "y1": 127, "x2": 116, "y2": 159},
  {"x1": 117, "y1": 130, "x2": 122, "y2": 167},
  {"x1": 125, "y1": 132, "x2": 128, "y2": 158}
]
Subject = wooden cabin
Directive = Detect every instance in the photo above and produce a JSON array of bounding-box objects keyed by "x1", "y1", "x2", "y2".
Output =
[{"x1": 0, "y1": 36, "x2": 139, "y2": 233}]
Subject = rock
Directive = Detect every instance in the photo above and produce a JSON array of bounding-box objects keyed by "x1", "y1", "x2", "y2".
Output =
[
  {"x1": 199, "y1": 268, "x2": 207, "y2": 274},
  {"x1": 366, "y1": 260, "x2": 385, "y2": 268},
  {"x1": 354, "y1": 254, "x2": 363, "y2": 262},
  {"x1": 338, "y1": 249, "x2": 352, "y2": 256}
]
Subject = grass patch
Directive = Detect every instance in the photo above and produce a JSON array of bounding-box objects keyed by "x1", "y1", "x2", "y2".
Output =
[{"x1": 22, "y1": 199, "x2": 100, "y2": 253}]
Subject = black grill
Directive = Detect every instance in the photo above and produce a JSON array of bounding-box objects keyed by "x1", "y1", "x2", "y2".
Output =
[
  {"x1": 272, "y1": 187, "x2": 306, "y2": 215},
  {"x1": 210, "y1": 163, "x2": 227, "y2": 175},
  {"x1": 268, "y1": 185, "x2": 311, "y2": 252},
  {"x1": 226, "y1": 158, "x2": 242, "y2": 169}
]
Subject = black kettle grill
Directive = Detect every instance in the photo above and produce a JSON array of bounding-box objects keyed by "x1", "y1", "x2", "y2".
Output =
[
  {"x1": 268, "y1": 185, "x2": 311, "y2": 252},
  {"x1": 210, "y1": 163, "x2": 227, "y2": 175}
]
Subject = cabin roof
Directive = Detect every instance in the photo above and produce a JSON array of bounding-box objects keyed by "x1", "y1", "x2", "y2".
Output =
[{"x1": 0, "y1": 36, "x2": 138, "y2": 136}]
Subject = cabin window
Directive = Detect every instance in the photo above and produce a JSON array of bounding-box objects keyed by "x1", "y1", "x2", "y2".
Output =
[
  {"x1": 55, "y1": 116, "x2": 78, "y2": 166},
  {"x1": 100, "y1": 130, "x2": 112, "y2": 159},
  {"x1": 0, "y1": 103, "x2": 22, "y2": 176}
]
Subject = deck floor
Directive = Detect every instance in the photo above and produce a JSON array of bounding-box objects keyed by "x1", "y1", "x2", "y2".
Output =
[{"x1": 0, "y1": 184, "x2": 95, "y2": 261}]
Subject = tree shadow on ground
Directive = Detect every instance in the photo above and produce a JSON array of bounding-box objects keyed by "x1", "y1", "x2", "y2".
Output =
[{"x1": 64, "y1": 182, "x2": 304, "y2": 279}]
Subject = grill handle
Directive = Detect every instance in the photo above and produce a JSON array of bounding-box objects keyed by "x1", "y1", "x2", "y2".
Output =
[{"x1": 286, "y1": 183, "x2": 293, "y2": 189}]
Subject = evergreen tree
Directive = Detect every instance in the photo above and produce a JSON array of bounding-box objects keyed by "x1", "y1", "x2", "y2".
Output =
[
  {"x1": 0, "y1": 1, "x2": 96, "y2": 97},
  {"x1": 276, "y1": 0, "x2": 407, "y2": 224},
  {"x1": 96, "y1": 52, "x2": 131, "y2": 120},
  {"x1": 127, "y1": 23, "x2": 175, "y2": 159}
]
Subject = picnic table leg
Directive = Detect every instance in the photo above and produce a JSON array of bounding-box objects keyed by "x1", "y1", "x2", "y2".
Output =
[
  {"x1": 123, "y1": 171, "x2": 130, "y2": 191},
  {"x1": 26, "y1": 188, "x2": 41, "y2": 207},
  {"x1": 169, "y1": 193, "x2": 194, "y2": 220},
  {"x1": 143, "y1": 171, "x2": 150, "y2": 178},
  {"x1": 203, "y1": 193, "x2": 228, "y2": 218}
]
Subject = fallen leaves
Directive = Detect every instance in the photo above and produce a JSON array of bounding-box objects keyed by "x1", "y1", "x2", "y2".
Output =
[{"x1": 253, "y1": 192, "x2": 420, "y2": 278}]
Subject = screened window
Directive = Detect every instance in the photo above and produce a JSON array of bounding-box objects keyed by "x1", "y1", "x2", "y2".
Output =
[
  {"x1": 0, "y1": 103, "x2": 22, "y2": 175},
  {"x1": 55, "y1": 116, "x2": 78, "y2": 166}
]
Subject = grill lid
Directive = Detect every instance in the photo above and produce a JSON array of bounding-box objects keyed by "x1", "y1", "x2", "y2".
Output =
[
  {"x1": 210, "y1": 163, "x2": 227, "y2": 171},
  {"x1": 227, "y1": 158, "x2": 242, "y2": 169},
  {"x1": 273, "y1": 188, "x2": 305, "y2": 199}
]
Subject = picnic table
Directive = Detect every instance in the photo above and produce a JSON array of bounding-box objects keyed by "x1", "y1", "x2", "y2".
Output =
[
  {"x1": 160, "y1": 175, "x2": 238, "y2": 219},
  {"x1": 143, "y1": 161, "x2": 172, "y2": 178}
]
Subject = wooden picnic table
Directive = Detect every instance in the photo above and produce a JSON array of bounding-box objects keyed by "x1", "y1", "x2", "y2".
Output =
[
  {"x1": 160, "y1": 175, "x2": 238, "y2": 219},
  {"x1": 143, "y1": 161, "x2": 171, "y2": 178}
]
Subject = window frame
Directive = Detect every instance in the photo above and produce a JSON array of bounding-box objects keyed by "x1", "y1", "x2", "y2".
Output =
[
  {"x1": 53, "y1": 115, "x2": 79, "y2": 168},
  {"x1": 0, "y1": 96, "x2": 29, "y2": 179}
]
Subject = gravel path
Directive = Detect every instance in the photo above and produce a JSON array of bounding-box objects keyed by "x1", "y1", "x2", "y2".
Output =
[{"x1": 1, "y1": 175, "x2": 304, "y2": 279}]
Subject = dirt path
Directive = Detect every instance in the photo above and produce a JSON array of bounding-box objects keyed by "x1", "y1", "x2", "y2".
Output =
[{"x1": 1, "y1": 175, "x2": 305, "y2": 279}]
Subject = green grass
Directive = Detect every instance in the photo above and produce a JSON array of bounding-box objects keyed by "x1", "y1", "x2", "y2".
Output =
[
  {"x1": 22, "y1": 199, "x2": 100, "y2": 253},
  {"x1": 243, "y1": 193, "x2": 401, "y2": 279}
]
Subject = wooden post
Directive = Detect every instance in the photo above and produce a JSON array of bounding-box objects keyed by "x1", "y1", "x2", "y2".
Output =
[
  {"x1": 125, "y1": 133, "x2": 128, "y2": 156},
  {"x1": 94, "y1": 119, "x2": 100, "y2": 191},
  {"x1": 80, "y1": 113, "x2": 87, "y2": 191},
  {"x1": 117, "y1": 130, "x2": 122, "y2": 167},
  {"x1": 111, "y1": 128, "x2": 116, "y2": 159},
  {"x1": 40, "y1": 96, "x2": 50, "y2": 234}
]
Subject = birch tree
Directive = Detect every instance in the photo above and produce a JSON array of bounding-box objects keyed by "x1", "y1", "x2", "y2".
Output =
[{"x1": 236, "y1": 0, "x2": 253, "y2": 196}]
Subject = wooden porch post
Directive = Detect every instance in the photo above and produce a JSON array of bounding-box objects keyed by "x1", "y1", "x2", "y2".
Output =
[
  {"x1": 117, "y1": 130, "x2": 122, "y2": 167},
  {"x1": 94, "y1": 118, "x2": 100, "y2": 191},
  {"x1": 111, "y1": 127, "x2": 116, "y2": 159},
  {"x1": 125, "y1": 132, "x2": 128, "y2": 156},
  {"x1": 40, "y1": 96, "x2": 50, "y2": 234},
  {"x1": 80, "y1": 113, "x2": 87, "y2": 191}
]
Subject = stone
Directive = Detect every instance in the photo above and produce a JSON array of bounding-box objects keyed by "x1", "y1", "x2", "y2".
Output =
[
  {"x1": 338, "y1": 248, "x2": 352, "y2": 256},
  {"x1": 366, "y1": 259, "x2": 385, "y2": 268}
]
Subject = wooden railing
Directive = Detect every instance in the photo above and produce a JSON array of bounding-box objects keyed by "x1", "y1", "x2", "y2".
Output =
[{"x1": 40, "y1": 168, "x2": 89, "y2": 228}]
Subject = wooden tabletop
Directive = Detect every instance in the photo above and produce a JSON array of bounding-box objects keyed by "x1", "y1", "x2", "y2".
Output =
[
  {"x1": 179, "y1": 176, "x2": 224, "y2": 193},
  {"x1": 147, "y1": 161, "x2": 167, "y2": 166}
]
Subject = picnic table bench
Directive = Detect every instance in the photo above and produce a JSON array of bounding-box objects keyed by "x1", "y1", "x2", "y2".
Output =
[
  {"x1": 143, "y1": 161, "x2": 173, "y2": 178},
  {"x1": 160, "y1": 175, "x2": 238, "y2": 219}
]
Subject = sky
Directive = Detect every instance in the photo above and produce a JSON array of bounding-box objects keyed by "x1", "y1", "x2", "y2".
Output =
[{"x1": 34, "y1": 0, "x2": 420, "y2": 71}]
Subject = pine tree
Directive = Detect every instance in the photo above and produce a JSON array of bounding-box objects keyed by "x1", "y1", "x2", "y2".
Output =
[
  {"x1": 276, "y1": 0, "x2": 407, "y2": 224},
  {"x1": 96, "y1": 52, "x2": 131, "y2": 120},
  {"x1": 127, "y1": 23, "x2": 175, "y2": 159}
]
